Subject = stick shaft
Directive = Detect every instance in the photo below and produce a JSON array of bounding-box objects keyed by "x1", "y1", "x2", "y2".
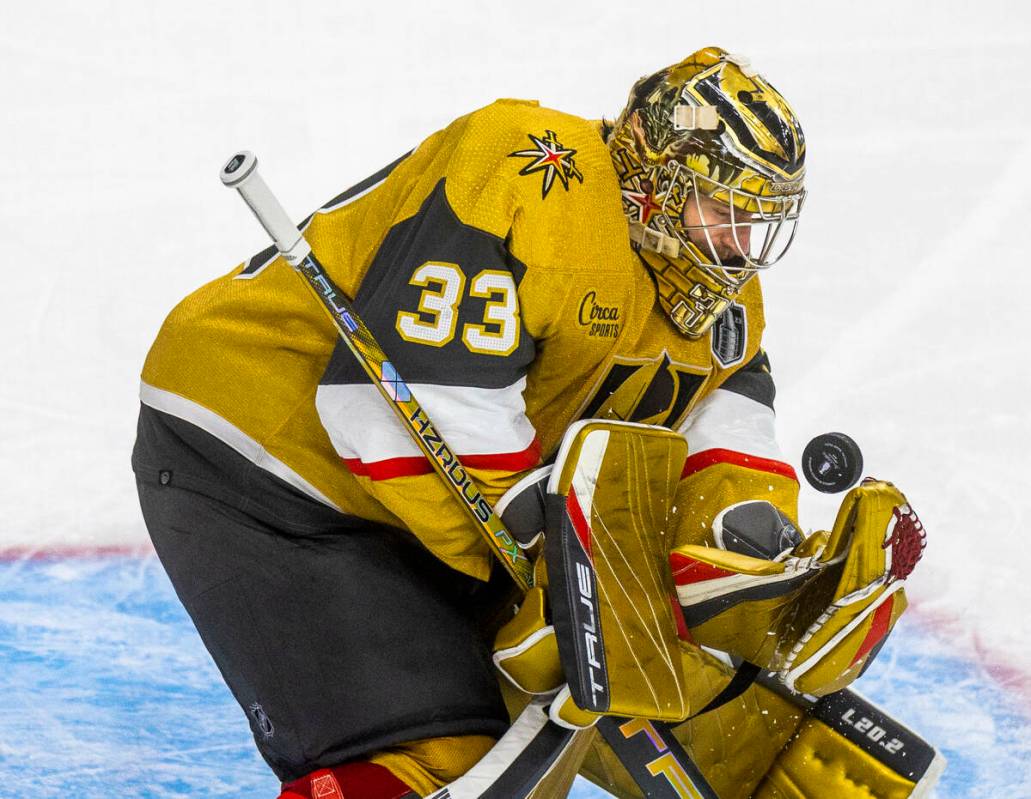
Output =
[{"x1": 220, "y1": 151, "x2": 533, "y2": 590}]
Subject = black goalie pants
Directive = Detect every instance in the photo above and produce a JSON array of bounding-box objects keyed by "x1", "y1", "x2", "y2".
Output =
[{"x1": 132, "y1": 405, "x2": 509, "y2": 783}]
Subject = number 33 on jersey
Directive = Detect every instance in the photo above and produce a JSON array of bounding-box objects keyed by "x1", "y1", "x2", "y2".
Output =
[{"x1": 396, "y1": 262, "x2": 520, "y2": 356}]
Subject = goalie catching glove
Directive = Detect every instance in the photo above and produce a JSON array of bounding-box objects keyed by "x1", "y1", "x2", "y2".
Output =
[{"x1": 671, "y1": 479, "x2": 926, "y2": 696}]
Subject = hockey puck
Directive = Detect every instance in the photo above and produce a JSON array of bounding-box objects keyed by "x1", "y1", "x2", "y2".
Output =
[{"x1": 801, "y1": 432, "x2": 864, "y2": 493}]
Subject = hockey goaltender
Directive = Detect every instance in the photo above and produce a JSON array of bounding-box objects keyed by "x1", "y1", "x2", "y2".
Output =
[{"x1": 133, "y1": 46, "x2": 942, "y2": 798}]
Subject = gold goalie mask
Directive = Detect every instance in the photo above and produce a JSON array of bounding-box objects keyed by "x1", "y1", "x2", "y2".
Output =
[{"x1": 608, "y1": 46, "x2": 807, "y2": 337}]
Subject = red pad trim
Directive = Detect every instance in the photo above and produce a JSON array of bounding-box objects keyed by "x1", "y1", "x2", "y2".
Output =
[
  {"x1": 681, "y1": 447, "x2": 799, "y2": 483},
  {"x1": 566, "y1": 487, "x2": 593, "y2": 560},
  {"x1": 669, "y1": 551, "x2": 737, "y2": 586},
  {"x1": 670, "y1": 593, "x2": 693, "y2": 641},
  {"x1": 851, "y1": 595, "x2": 896, "y2": 667},
  {"x1": 279, "y1": 761, "x2": 415, "y2": 799},
  {"x1": 344, "y1": 438, "x2": 541, "y2": 481}
]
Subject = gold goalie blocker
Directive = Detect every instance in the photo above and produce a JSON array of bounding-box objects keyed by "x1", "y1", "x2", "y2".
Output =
[{"x1": 489, "y1": 420, "x2": 943, "y2": 798}]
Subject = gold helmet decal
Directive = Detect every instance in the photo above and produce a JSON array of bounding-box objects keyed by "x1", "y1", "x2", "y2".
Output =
[{"x1": 609, "y1": 47, "x2": 806, "y2": 338}]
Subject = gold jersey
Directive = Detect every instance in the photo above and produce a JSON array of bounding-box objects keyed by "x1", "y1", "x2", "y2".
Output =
[{"x1": 141, "y1": 99, "x2": 795, "y2": 581}]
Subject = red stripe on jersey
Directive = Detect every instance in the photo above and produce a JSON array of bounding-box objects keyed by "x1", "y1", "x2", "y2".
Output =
[
  {"x1": 681, "y1": 448, "x2": 799, "y2": 482},
  {"x1": 344, "y1": 438, "x2": 542, "y2": 481},
  {"x1": 343, "y1": 456, "x2": 433, "y2": 480},
  {"x1": 566, "y1": 487, "x2": 593, "y2": 560},
  {"x1": 850, "y1": 594, "x2": 896, "y2": 667},
  {"x1": 463, "y1": 437, "x2": 542, "y2": 470},
  {"x1": 669, "y1": 551, "x2": 738, "y2": 585}
]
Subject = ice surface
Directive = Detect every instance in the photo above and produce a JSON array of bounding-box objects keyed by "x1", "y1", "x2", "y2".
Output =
[
  {"x1": 1, "y1": 1, "x2": 1029, "y2": 796},
  {"x1": 4, "y1": 556, "x2": 1031, "y2": 796}
]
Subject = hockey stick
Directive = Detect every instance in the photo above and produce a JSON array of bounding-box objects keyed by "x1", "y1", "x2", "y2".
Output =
[
  {"x1": 219, "y1": 151, "x2": 717, "y2": 799},
  {"x1": 220, "y1": 151, "x2": 534, "y2": 591},
  {"x1": 423, "y1": 697, "x2": 583, "y2": 799}
]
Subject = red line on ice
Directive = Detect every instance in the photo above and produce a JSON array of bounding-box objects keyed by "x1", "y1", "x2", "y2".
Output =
[
  {"x1": 910, "y1": 599, "x2": 1031, "y2": 717},
  {"x1": 0, "y1": 544, "x2": 154, "y2": 561}
]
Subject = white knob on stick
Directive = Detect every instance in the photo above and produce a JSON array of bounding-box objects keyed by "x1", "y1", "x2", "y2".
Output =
[{"x1": 220, "y1": 151, "x2": 311, "y2": 266}]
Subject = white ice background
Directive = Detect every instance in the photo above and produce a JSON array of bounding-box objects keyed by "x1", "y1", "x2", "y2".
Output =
[{"x1": 1, "y1": 0, "x2": 1030, "y2": 795}]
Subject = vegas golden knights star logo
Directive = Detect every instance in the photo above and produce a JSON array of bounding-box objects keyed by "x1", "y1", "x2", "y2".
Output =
[
  {"x1": 578, "y1": 351, "x2": 707, "y2": 429},
  {"x1": 509, "y1": 130, "x2": 584, "y2": 199}
]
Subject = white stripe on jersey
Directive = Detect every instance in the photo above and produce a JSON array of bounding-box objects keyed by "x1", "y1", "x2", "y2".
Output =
[
  {"x1": 315, "y1": 376, "x2": 538, "y2": 466},
  {"x1": 139, "y1": 381, "x2": 341, "y2": 509},
  {"x1": 678, "y1": 388, "x2": 785, "y2": 462}
]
